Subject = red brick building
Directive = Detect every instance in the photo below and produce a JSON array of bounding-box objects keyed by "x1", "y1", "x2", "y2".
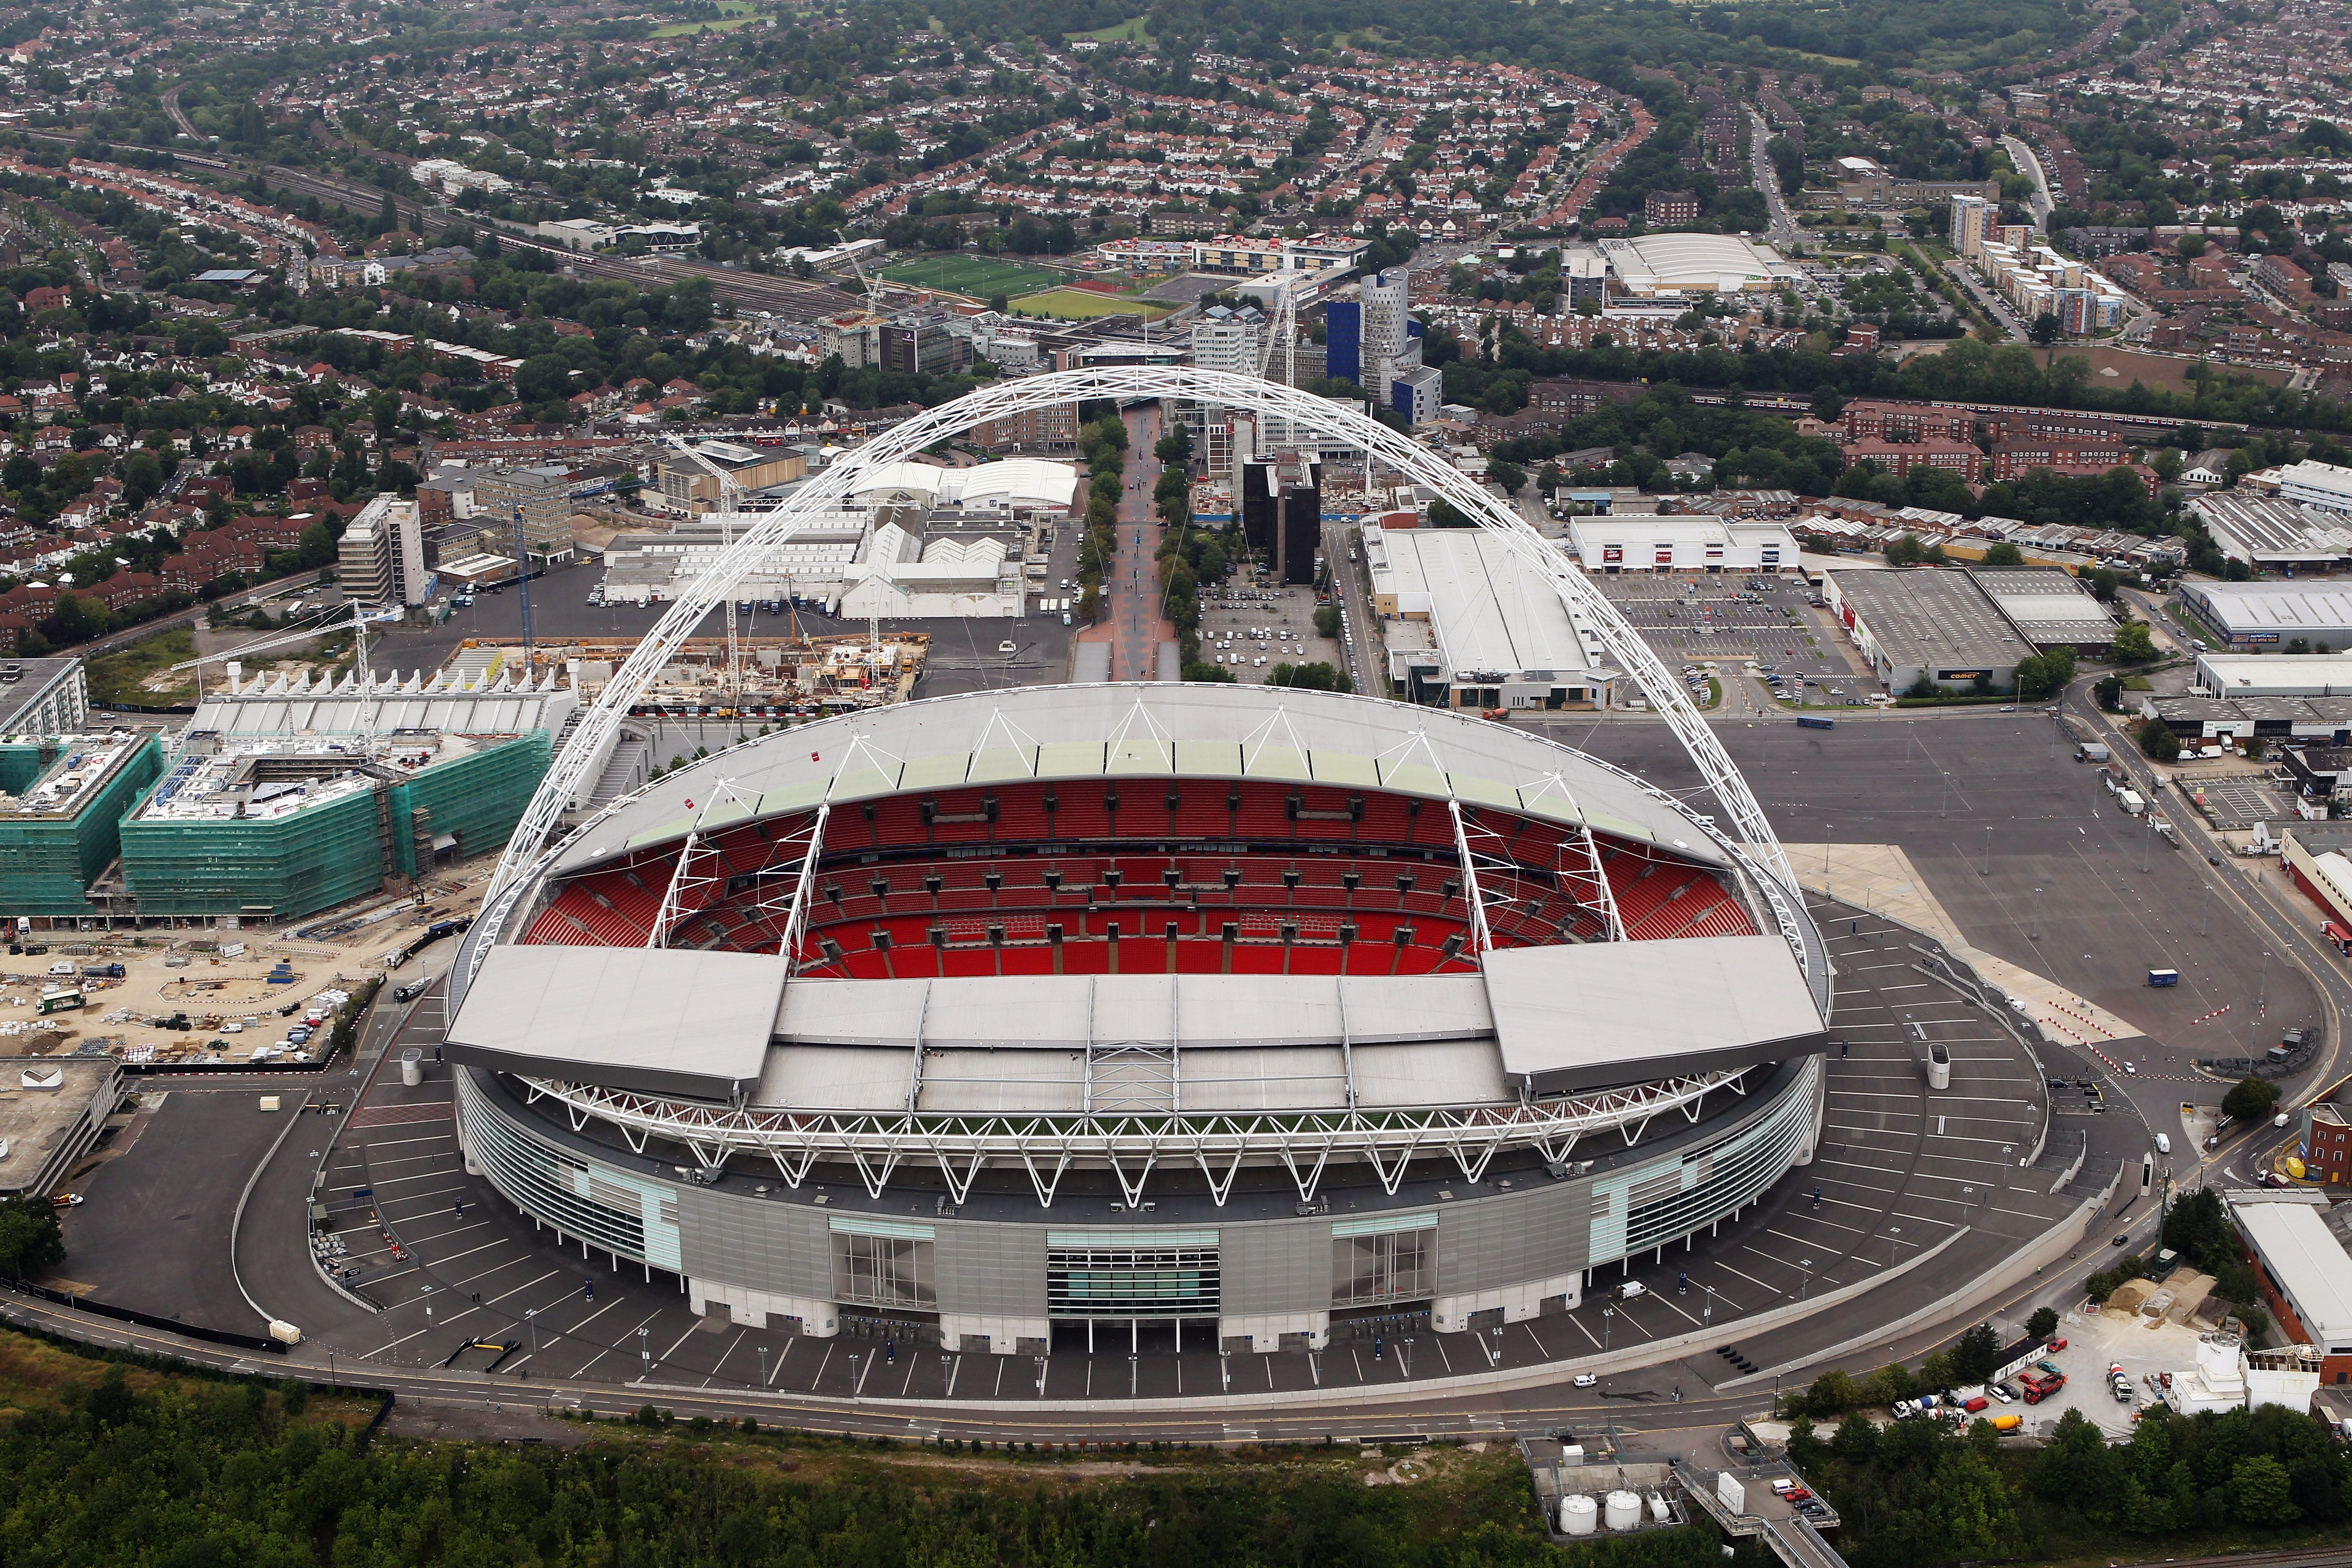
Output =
[{"x1": 1845, "y1": 436, "x2": 1984, "y2": 484}]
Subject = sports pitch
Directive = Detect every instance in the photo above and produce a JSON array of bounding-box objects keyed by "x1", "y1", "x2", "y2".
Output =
[
  {"x1": 879, "y1": 255, "x2": 1070, "y2": 297},
  {"x1": 1006, "y1": 287, "x2": 1175, "y2": 320}
]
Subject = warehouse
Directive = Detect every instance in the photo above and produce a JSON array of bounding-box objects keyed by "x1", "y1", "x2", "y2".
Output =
[
  {"x1": 1364, "y1": 525, "x2": 1617, "y2": 709},
  {"x1": 2190, "y1": 493, "x2": 2352, "y2": 575},
  {"x1": 2177, "y1": 582, "x2": 2352, "y2": 650},
  {"x1": 2193, "y1": 652, "x2": 2352, "y2": 698},
  {"x1": 1595, "y1": 234, "x2": 1793, "y2": 296},
  {"x1": 1824, "y1": 568, "x2": 2030, "y2": 693},
  {"x1": 1567, "y1": 515, "x2": 1800, "y2": 573},
  {"x1": 2226, "y1": 1190, "x2": 2352, "y2": 1383},
  {"x1": 1966, "y1": 565, "x2": 2116, "y2": 653}
]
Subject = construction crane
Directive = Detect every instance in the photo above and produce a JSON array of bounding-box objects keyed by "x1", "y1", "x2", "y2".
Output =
[
  {"x1": 512, "y1": 504, "x2": 536, "y2": 677},
  {"x1": 170, "y1": 600, "x2": 402, "y2": 753},
  {"x1": 837, "y1": 231, "x2": 887, "y2": 316},
  {"x1": 667, "y1": 439, "x2": 748, "y2": 710}
]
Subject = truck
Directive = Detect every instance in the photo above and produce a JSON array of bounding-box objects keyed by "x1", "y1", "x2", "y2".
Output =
[
  {"x1": 2148, "y1": 968, "x2": 2180, "y2": 987},
  {"x1": 2017, "y1": 1369, "x2": 2066, "y2": 1403},
  {"x1": 79, "y1": 963, "x2": 123, "y2": 979},
  {"x1": 2119, "y1": 788, "x2": 2147, "y2": 816},
  {"x1": 2076, "y1": 742, "x2": 2111, "y2": 763}
]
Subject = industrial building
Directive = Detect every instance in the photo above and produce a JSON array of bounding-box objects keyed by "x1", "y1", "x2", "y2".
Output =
[
  {"x1": 655, "y1": 441, "x2": 808, "y2": 514},
  {"x1": 1964, "y1": 566, "x2": 2116, "y2": 653},
  {"x1": 2178, "y1": 582, "x2": 2352, "y2": 651},
  {"x1": 1823, "y1": 568, "x2": 2030, "y2": 693},
  {"x1": 120, "y1": 725, "x2": 552, "y2": 923},
  {"x1": 0, "y1": 658, "x2": 88, "y2": 733},
  {"x1": 445, "y1": 684, "x2": 1828, "y2": 1354},
  {"x1": 2274, "y1": 460, "x2": 2352, "y2": 514},
  {"x1": 2189, "y1": 493, "x2": 2352, "y2": 574},
  {"x1": 2193, "y1": 651, "x2": 2352, "y2": 697},
  {"x1": 2139, "y1": 693, "x2": 2352, "y2": 743},
  {"x1": 1365, "y1": 525, "x2": 1616, "y2": 710},
  {"x1": 1567, "y1": 516, "x2": 1799, "y2": 574},
  {"x1": 0, "y1": 731, "x2": 164, "y2": 923},
  {"x1": 2226, "y1": 1189, "x2": 2352, "y2": 1384}
]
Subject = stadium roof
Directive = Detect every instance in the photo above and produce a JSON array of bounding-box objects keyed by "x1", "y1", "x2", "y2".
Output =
[
  {"x1": 554, "y1": 685, "x2": 1723, "y2": 880},
  {"x1": 448, "y1": 945, "x2": 786, "y2": 1101}
]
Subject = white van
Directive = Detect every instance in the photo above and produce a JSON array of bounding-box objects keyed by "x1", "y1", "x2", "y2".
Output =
[{"x1": 2155, "y1": 1132, "x2": 2172, "y2": 1155}]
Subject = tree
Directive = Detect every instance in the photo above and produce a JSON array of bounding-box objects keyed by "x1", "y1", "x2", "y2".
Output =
[
  {"x1": 1267, "y1": 662, "x2": 1350, "y2": 692},
  {"x1": 1918, "y1": 1349, "x2": 1956, "y2": 1391},
  {"x1": 0, "y1": 1194, "x2": 63, "y2": 1280},
  {"x1": 2141, "y1": 721, "x2": 2181, "y2": 764},
  {"x1": 1981, "y1": 541, "x2": 2026, "y2": 566},
  {"x1": 2233, "y1": 1454, "x2": 2300, "y2": 1525},
  {"x1": 1425, "y1": 498, "x2": 1477, "y2": 527},
  {"x1": 2223, "y1": 1075, "x2": 2280, "y2": 1124},
  {"x1": 2113, "y1": 620, "x2": 2156, "y2": 661},
  {"x1": 1313, "y1": 604, "x2": 1341, "y2": 637},
  {"x1": 1951, "y1": 1322, "x2": 2001, "y2": 1382},
  {"x1": 1830, "y1": 1411, "x2": 1879, "y2": 1465},
  {"x1": 2027, "y1": 1305, "x2": 2061, "y2": 1340},
  {"x1": 2030, "y1": 312, "x2": 2063, "y2": 346},
  {"x1": 1487, "y1": 459, "x2": 1528, "y2": 496},
  {"x1": 1785, "y1": 1414, "x2": 1823, "y2": 1468},
  {"x1": 2095, "y1": 674, "x2": 2124, "y2": 711},
  {"x1": 1809, "y1": 385, "x2": 1845, "y2": 424}
]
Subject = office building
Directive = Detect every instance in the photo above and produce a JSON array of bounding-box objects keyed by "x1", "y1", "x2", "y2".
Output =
[
  {"x1": 336, "y1": 492, "x2": 429, "y2": 608},
  {"x1": 1326, "y1": 270, "x2": 1422, "y2": 402},
  {"x1": 473, "y1": 466, "x2": 577, "y2": 567},
  {"x1": 0, "y1": 659, "x2": 88, "y2": 735},
  {"x1": 1390, "y1": 365, "x2": 1444, "y2": 427},
  {"x1": 1240, "y1": 453, "x2": 1322, "y2": 585}
]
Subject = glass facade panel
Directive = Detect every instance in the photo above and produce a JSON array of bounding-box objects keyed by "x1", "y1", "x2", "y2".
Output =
[
  {"x1": 1332, "y1": 1228, "x2": 1430, "y2": 1307},
  {"x1": 832, "y1": 1232, "x2": 935, "y2": 1307}
]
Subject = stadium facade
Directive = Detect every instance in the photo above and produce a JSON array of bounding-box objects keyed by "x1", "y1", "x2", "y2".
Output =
[{"x1": 448, "y1": 685, "x2": 1831, "y2": 1355}]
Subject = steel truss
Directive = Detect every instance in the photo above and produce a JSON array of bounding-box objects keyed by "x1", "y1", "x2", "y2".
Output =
[
  {"x1": 477, "y1": 367, "x2": 1801, "y2": 941},
  {"x1": 514, "y1": 1065, "x2": 1750, "y2": 1208}
]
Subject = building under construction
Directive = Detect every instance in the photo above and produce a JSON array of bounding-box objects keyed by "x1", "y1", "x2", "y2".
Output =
[
  {"x1": 563, "y1": 633, "x2": 929, "y2": 716},
  {"x1": 119, "y1": 726, "x2": 552, "y2": 923},
  {"x1": 0, "y1": 731, "x2": 166, "y2": 923}
]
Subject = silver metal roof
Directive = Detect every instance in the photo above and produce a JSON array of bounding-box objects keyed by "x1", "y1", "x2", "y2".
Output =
[
  {"x1": 447, "y1": 945, "x2": 785, "y2": 1101},
  {"x1": 1483, "y1": 936, "x2": 1825, "y2": 1092},
  {"x1": 554, "y1": 683, "x2": 1719, "y2": 877}
]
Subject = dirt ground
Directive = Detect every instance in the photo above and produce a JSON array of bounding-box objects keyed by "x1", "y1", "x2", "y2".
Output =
[{"x1": 22, "y1": 872, "x2": 490, "y2": 1064}]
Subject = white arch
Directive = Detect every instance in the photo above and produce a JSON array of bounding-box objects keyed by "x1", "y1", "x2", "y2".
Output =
[{"x1": 482, "y1": 367, "x2": 1796, "y2": 906}]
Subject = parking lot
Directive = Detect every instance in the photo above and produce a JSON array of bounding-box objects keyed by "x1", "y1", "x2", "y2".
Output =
[
  {"x1": 1592, "y1": 573, "x2": 1873, "y2": 710},
  {"x1": 1196, "y1": 573, "x2": 1346, "y2": 685}
]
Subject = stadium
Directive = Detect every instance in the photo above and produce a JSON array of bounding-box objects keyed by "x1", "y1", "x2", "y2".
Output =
[
  {"x1": 445, "y1": 684, "x2": 1830, "y2": 1359},
  {"x1": 438, "y1": 367, "x2": 1833, "y2": 1368}
]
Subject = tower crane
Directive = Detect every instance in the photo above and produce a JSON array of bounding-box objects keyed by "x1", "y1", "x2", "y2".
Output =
[{"x1": 666, "y1": 439, "x2": 752, "y2": 710}]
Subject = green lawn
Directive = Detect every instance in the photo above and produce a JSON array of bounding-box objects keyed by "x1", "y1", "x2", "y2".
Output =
[
  {"x1": 651, "y1": 4, "x2": 763, "y2": 36},
  {"x1": 1008, "y1": 287, "x2": 1175, "y2": 321},
  {"x1": 879, "y1": 254, "x2": 1071, "y2": 299},
  {"x1": 84, "y1": 626, "x2": 197, "y2": 708},
  {"x1": 1066, "y1": 15, "x2": 1154, "y2": 45}
]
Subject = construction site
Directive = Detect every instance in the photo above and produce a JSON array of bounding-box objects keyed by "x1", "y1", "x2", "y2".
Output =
[{"x1": 559, "y1": 630, "x2": 929, "y2": 714}]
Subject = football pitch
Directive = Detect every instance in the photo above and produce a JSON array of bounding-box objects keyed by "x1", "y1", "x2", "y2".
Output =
[
  {"x1": 879, "y1": 254, "x2": 1070, "y2": 297},
  {"x1": 1006, "y1": 287, "x2": 1175, "y2": 320}
]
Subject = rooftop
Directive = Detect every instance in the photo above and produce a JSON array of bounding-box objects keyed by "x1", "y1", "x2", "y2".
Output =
[
  {"x1": 136, "y1": 730, "x2": 514, "y2": 823},
  {"x1": 0, "y1": 659, "x2": 81, "y2": 733},
  {"x1": 0, "y1": 732, "x2": 152, "y2": 820},
  {"x1": 1966, "y1": 565, "x2": 2117, "y2": 647},
  {"x1": 2230, "y1": 1190, "x2": 2352, "y2": 1347},
  {"x1": 1366, "y1": 526, "x2": 1611, "y2": 680},
  {"x1": 1829, "y1": 568, "x2": 2030, "y2": 669}
]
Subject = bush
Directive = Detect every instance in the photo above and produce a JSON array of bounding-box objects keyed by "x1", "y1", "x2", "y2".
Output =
[
  {"x1": 2141, "y1": 720, "x2": 2181, "y2": 764},
  {"x1": 1313, "y1": 604, "x2": 1341, "y2": 637}
]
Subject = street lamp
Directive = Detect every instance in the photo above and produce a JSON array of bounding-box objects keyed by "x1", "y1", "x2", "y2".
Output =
[
  {"x1": 1798, "y1": 1259, "x2": 1813, "y2": 1299},
  {"x1": 1702, "y1": 1285, "x2": 1715, "y2": 1326},
  {"x1": 1128, "y1": 1353, "x2": 1139, "y2": 1398},
  {"x1": 524, "y1": 1307, "x2": 539, "y2": 1373},
  {"x1": 756, "y1": 1344, "x2": 770, "y2": 1388},
  {"x1": 1983, "y1": 824, "x2": 1994, "y2": 876},
  {"x1": 1823, "y1": 823, "x2": 1833, "y2": 898},
  {"x1": 2260, "y1": 948, "x2": 2271, "y2": 1013},
  {"x1": 1602, "y1": 1304, "x2": 1616, "y2": 1351},
  {"x1": 848, "y1": 1352, "x2": 862, "y2": 1402},
  {"x1": 1491, "y1": 1323, "x2": 1504, "y2": 1367},
  {"x1": 1888, "y1": 1225, "x2": 1902, "y2": 1267},
  {"x1": 2031, "y1": 886, "x2": 2042, "y2": 941},
  {"x1": 637, "y1": 1323, "x2": 651, "y2": 1380},
  {"x1": 1940, "y1": 771, "x2": 1951, "y2": 818}
]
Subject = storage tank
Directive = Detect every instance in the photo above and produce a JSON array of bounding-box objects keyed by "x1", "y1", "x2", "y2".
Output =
[
  {"x1": 1604, "y1": 1491, "x2": 1642, "y2": 1531},
  {"x1": 1645, "y1": 1492, "x2": 1669, "y2": 1524},
  {"x1": 1560, "y1": 1495, "x2": 1597, "y2": 1537}
]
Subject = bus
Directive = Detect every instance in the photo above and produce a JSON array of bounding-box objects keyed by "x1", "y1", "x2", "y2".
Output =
[{"x1": 1794, "y1": 715, "x2": 1836, "y2": 730}]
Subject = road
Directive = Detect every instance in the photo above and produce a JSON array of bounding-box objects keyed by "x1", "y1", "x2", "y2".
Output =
[
  {"x1": 2001, "y1": 135, "x2": 2055, "y2": 230},
  {"x1": 1746, "y1": 107, "x2": 1802, "y2": 249},
  {"x1": 1321, "y1": 515, "x2": 1377, "y2": 696},
  {"x1": 1941, "y1": 257, "x2": 2031, "y2": 343},
  {"x1": 1101, "y1": 403, "x2": 1175, "y2": 680}
]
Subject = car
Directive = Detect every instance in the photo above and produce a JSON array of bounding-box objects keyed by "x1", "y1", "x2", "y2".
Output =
[
  {"x1": 2000, "y1": 705, "x2": 2016, "y2": 712},
  {"x1": 2046, "y1": 1337, "x2": 2067, "y2": 1352},
  {"x1": 2112, "y1": 1233, "x2": 2131, "y2": 1246},
  {"x1": 49, "y1": 1191, "x2": 81, "y2": 1208},
  {"x1": 1987, "y1": 1383, "x2": 2015, "y2": 1404},
  {"x1": 1572, "y1": 1373, "x2": 1599, "y2": 1387},
  {"x1": 1783, "y1": 1487, "x2": 1811, "y2": 1502}
]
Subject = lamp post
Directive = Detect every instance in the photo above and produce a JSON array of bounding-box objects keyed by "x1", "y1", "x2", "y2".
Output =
[
  {"x1": 2260, "y1": 948, "x2": 2271, "y2": 1013},
  {"x1": 1983, "y1": 824, "x2": 1994, "y2": 876},
  {"x1": 1702, "y1": 1285, "x2": 1715, "y2": 1327},
  {"x1": 524, "y1": 1307, "x2": 539, "y2": 1372},
  {"x1": 1823, "y1": 823, "x2": 1833, "y2": 898},
  {"x1": 1798, "y1": 1258, "x2": 1813, "y2": 1299},
  {"x1": 1128, "y1": 1353, "x2": 1138, "y2": 1398},
  {"x1": 1941, "y1": 770, "x2": 1951, "y2": 818},
  {"x1": 848, "y1": 1351, "x2": 862, "y2": 1403},
  {"x1": 2031, "y1": 885, "x2": 2042, "y2": 941},
  {"x1": 1889, "y1": 1225, "x2": 1902, "y2": 1267},
  {"x1": 1602, "y1": 1304, "x2": 1616, "y2": 1351},
  {"x1": 755, "y1": 1343, "x2": 770, "y2": 1389},
  {"x1": 1491, "y1": 1323, "x2": 1505, "y2": 1367}
]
